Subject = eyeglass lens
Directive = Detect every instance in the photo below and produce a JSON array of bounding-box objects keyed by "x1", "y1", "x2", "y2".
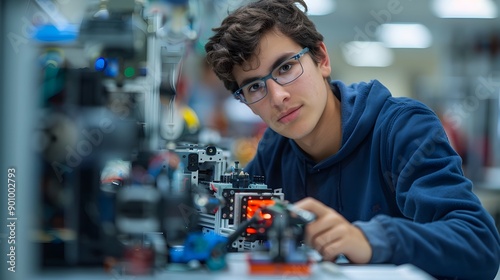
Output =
[{"x1": 240, "y1": 56, "x2": 304, "y2": 104}]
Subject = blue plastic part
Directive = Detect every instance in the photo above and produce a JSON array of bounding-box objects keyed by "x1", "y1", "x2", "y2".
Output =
[
  {"x1": 169, "y1": 246, "x2": 185, "y2": 263},
  {"x1": 104, "y1": 58, "x2": 119, "y2": 77},
  {"x1": 32, "y1": 24, "x2": 78, "y2": 43},
  {"x1": 168, "y1": 232, "x2": 228, "y2": 270},
  {"x1": 95, "y1": 57, "x2": 107, "y2": 72}
]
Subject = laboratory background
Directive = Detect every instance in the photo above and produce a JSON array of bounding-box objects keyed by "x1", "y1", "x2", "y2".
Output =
[{"x1": 1, "y1": 0, "x2": 500, "y2": 279}]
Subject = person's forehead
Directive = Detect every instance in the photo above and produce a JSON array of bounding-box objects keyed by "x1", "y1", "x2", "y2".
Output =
[{"x1": 233, "y1": 31, "x2": 301, "y2": 82}]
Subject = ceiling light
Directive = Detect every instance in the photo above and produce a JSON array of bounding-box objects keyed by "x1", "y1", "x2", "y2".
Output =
[
  {"x1": 299, "y1": 0, "x2": 336, "y2": 16},
  {"x1": 377, "y1": 23, "x2": 432, "y2": 48},
  {"x1": 341, "y1": 41, "x2": 393, "y2": 67},
  {"x1": 431, "y1": 0, "x2": 497, "y2": 18}
]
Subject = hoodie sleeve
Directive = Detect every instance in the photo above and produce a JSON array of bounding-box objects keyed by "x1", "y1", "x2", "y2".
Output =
[{"x1": 355, "y1": 100, "x2": 500, "y2": 280}]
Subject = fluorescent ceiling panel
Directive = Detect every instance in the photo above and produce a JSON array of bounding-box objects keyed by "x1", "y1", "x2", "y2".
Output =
[
  {"x1": 341, "y1": 41, "x2": 393, "y2": 67},
  {"x1": 377, "y1": 23, "x2": 432, "y2": 48},
  {"x1": 431, "y1": 0, "x2": 498, "y2": 18},
  {"x1": 301, "y1": 0, "x2": 336, "y2": 16}
]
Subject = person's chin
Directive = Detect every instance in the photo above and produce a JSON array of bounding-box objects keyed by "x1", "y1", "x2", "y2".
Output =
[{"x1": 274, "y1": 124, "x2": 306, "y2": 140}]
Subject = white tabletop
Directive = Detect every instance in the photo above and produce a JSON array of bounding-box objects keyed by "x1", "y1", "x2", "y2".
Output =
[{"x1": 33, "y1": 253, "x2": 437, "y2": 280}]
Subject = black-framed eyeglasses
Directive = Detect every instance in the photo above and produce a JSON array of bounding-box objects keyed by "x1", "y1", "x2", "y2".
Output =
[{"x1": 233, "y1": 47, "x2": 310, "y2": 104}]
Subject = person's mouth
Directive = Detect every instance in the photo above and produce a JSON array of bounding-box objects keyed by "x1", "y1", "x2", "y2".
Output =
[{"x1": 277, "y1": 106, "x2": 302, "y2": 123}]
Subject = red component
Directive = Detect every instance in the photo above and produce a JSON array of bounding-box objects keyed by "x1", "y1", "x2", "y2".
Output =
[
  {"x1": 123, "y1": 245, "x2": 154, "y2": 275},
  {"x1": 210, "y1": 182, "x2": 218, "y2": 192},
  {"x1": 246, "y1": 199, "x2": 275, "y2": 220},
  {"x1": 247, "y1": 254, "x2": 312, "y2": 276},
  {"x1": 246, "y1": 228, "x2": 257, "y2": 234},
  {"x1": 244, "y1": 199, "x2": 275, "y2": 236},
  {"x1": 248, "y1": 262, "x2": 312, "y2": 276}
]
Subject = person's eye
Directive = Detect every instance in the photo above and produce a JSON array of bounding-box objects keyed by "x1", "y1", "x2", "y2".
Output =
[
  {"x1": 279, "y1": 63, "x2": 293, "y2": 74},
  {"x1": 247, "y1": 81, "x2": 264, "y2": 93}
]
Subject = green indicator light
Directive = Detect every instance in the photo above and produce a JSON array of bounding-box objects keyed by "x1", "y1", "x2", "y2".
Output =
[{"x1": 124, "y1": 67, "x2": 135, "y2": 77}]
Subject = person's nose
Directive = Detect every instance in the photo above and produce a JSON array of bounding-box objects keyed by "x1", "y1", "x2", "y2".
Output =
[{"x1": 265, "y1": 78, "x2": 290, "y2": 106}]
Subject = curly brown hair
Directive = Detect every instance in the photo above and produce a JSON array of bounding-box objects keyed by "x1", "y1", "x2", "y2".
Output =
[{"x1": 204, "y1": 0, "x2": 325, "y2": 93}]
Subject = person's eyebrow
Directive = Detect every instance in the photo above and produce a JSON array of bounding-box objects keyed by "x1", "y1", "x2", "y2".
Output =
[{"x1": 238, "y1": 51, "x2": 298, "y2": 87}]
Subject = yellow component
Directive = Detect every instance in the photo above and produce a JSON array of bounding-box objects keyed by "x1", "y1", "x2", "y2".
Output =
[
  {"x1": 233, "y1": 137, "x2": 259, "y2": 166},
  {"x1": 181, "y1": 106, "x2": 200, "y2": 132}
]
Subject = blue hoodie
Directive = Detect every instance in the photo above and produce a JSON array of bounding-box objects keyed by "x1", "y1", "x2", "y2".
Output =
[{"x1": 244, "y1": 79, "x2": 500, "y2": 279}]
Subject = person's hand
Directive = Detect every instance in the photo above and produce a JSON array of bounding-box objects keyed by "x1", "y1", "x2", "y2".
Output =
[{"x1": 294, "y1": 197, "x2": 372, "y2": 264}]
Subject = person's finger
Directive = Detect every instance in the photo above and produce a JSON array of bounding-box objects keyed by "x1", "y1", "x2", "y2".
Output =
[
  {"x1": 294, "y1": 197, "x2": 332, "y2": 217},
  {"x1": 314, "y1": 223, "x2": 350, "y2": 260}
]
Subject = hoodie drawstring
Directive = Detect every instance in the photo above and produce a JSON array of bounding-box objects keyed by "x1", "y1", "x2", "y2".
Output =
[{"x1": 337, "y1": 163, "x2": 343, "y2": 212}]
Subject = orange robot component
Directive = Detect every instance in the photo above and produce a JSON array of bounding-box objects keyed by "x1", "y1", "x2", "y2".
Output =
[
  {"x1": 245, "y1": 199, "x2": 314, "y2": 276},
  {"x1": 247, "y1": 262, "x2": 312, "y2": 276},
  {"x1": 245, "y1": 199, "x2": 275, "y2": 235}
]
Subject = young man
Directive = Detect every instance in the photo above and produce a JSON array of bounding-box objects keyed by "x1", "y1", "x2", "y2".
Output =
[{"x1": 204, "y1": 0, "x2": 500, "y2": 279}]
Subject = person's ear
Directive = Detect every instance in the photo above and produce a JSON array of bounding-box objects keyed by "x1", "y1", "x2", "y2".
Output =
[{"x1": 317, "y1": 42, "x2": 332, "y2": 78}]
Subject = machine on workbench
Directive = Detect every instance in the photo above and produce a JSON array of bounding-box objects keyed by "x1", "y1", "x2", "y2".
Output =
[{"x1": 32, "y1": 0, "x2": 315, "y2": 276}]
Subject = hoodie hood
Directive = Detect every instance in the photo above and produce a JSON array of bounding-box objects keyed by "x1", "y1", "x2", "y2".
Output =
[{"x1": 303, "y1": 79, "x2": 391, "y2": 168}]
